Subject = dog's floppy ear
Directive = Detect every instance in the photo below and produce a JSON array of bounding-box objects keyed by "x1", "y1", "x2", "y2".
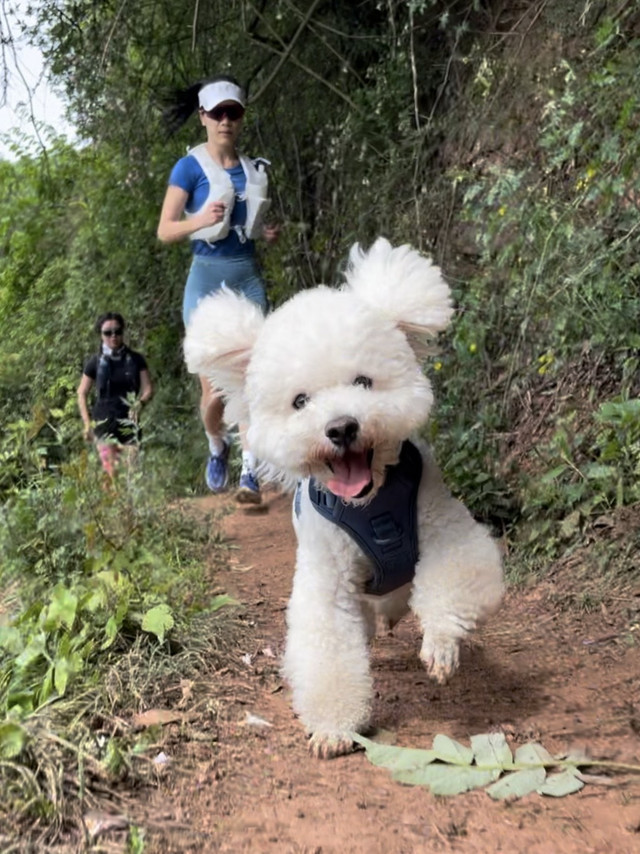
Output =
[
  {"x1": 183, "y1": 288, "x2": 265, "y2": 420},
  {"x1": 344, "y1": 238, "x2": 454, "y2": 354}
]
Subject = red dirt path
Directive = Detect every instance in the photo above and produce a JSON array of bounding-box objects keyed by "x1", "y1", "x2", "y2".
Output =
[{"x1": 143, "y1": 489, "x2": 640, "y2": 853}]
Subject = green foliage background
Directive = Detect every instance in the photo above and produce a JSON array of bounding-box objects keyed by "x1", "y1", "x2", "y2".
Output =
[
  {"x1": 1, "y1": 0, "x2": 639, "y2": 844},
  {"x1": 2, "y1": 0, "x2": 636, "y2": 523},
  {"x1": 0, "y1": 0, "x2": 637, "y2": 609}
]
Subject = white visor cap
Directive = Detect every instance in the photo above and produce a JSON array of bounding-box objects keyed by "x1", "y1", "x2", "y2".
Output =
[{"x1": 198, "y1": 81, "x2": 246, "y2": 111}]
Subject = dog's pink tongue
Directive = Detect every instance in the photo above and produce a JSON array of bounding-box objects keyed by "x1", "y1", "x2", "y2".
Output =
[{"x1": 327, "y1": 452, "x2": 371, "y2": 499}]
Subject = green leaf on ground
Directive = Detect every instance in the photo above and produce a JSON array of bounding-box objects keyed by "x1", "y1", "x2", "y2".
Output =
[
  {"x1": 102, "y1": 616, "x2": 119, "y2": 650},
  {"x1": 471, "y1": 732, "x2": 514, "y2": 769},
  {"x1": 432, "y1": 733, "x2": 474, "y2": 765},
  {"x1": 0, "y1": 722, "x2": 27, "y2": 758},
  {"x1": 515, "y1": 742, "x2": 555, "y2": 766},
  {"x1": 352, "y1": 733, "x2": 438, "y2": 770},
  {"x1": 44, "y1": 584, "x2": 78, "y2": 631},
  {"x1": 537, "y1": 769, "x2": 585, "y2": 797},
  {"x1": 54, "y1": 656, "x2": 72, "y2": 695},
  {"x1": 14, "y1": 633, "x2": 47, "y2": 670},
  {"x1": 395, "y1": 763, "x2": 500, "y2": 795},
  {"x1": 356, "y1": 731, "x2": 640, "y2": 800},
  {"x1": 209, "y1": 594, "x2": 239, "y2": 611},
  {"x1": 141, "y1": 604, "x2": 174, "y2": 643},
  {"x1": 486, "y1": 766, "x2": 547, "y2": 800}
]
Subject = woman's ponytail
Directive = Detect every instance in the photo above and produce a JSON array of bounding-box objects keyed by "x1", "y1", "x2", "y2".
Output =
[
  {"x1": 162, "y1": 74, "x2": 245, "y2": 136},
  {"x1": 162, "y1": 80, "x2": 206, "y2": 136}
]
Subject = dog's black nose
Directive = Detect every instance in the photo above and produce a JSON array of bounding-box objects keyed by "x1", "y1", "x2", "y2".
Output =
[{"x1": 325, "y1": 417, "x2": 360, "y2": 448}]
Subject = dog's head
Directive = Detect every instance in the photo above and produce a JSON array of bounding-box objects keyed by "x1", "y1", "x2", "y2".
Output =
[{"x1": 184, "y1": 238, "x2": 453, "y2": 500}]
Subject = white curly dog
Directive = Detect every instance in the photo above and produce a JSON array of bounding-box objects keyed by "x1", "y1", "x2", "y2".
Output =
[{"x1": 184, "y1": 238, "x2": 504, "y2": 759}]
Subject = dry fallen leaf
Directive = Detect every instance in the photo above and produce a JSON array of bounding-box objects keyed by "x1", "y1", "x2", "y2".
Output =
[
  {"x1": 84, "y1": 810, "x2": 129, "y2": 840},
  {"x1": 177, "y1": 679, "x2": 195, "y2": 709},
  {"x1": 133, "y1": 709, "x2": 187, "y2": 728},
  {"x1": 232, "y1": 563, "x2": 255, "y2": 573},
  {"x1": 243, "y1": 712, "x2": 273, "y2": 728}
]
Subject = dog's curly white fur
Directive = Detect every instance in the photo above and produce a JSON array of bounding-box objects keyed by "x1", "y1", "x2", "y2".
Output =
[{"x1": 184, "y1": 238, "x2": 504, "y2": 759}]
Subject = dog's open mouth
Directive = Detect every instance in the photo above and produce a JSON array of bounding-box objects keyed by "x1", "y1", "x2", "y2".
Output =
[{"x1": 326, "y1": 449, "x2": 373, "y2": 500}]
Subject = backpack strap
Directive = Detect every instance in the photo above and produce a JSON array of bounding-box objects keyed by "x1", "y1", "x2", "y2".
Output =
[{"x1": 95, "y1": 347, "x2": 140, "y2": 398}]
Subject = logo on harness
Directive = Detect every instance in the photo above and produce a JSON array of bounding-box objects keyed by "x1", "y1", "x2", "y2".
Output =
[{"x1": 306, "y1": 440, "x2": 423, "y2": 596}]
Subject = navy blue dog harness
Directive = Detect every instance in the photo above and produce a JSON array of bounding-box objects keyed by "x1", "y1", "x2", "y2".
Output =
[{"x1": 305, "y1": 440, "x2": 423, "y2": 596}]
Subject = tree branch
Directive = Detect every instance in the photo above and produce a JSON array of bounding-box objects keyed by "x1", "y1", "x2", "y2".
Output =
[
  {"x1": 246, "y1": 0, "x2": 325, "y2": 102},
  {"x1": 244, "y1": 0, "x2": 365, "y2": 116},
  {"x1": 281, "y1": 0, "x2": 367, "y2": 87},
  {"x1": 191, "y1": 0, "x2": 200, "y2": 53},
  {"x1": 99, "y1": 0, "x2": 130, "y2": 72}
]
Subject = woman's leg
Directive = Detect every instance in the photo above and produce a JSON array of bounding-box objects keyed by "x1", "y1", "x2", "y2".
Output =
[
  {"x1": 185, "y1": 258, "x2": 232, "y2": 492},
  {"x1": 199, "y1": 375, "x2": 225, "y2": 438},
  {"x1": 185, "y1": 256, "x2": 265, "y2": 499},
  {"x1": 235, "y1": 421, "x2": 261, "y2": 504},
  {"x1": 199, "y1": 378, "x2": 259, "y2": 499},
  {"x1": 199, "y1": 374, "x2": 231, "y2": 493},
  {"x1": 232, "y1": 264, "x2": 266, "y2": 504},
  {"x1": 97, "y1": 442, "x2": 120, "y2": 481}
]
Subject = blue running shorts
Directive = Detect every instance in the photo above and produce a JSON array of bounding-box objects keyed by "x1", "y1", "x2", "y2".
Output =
[{"x1": 183, "y1": 254, "x2": 267, "y2": 327}]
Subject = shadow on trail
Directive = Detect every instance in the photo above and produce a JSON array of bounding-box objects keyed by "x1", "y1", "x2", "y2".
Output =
[{"x1": 371, "y1": 639, "x2": 551, "y2": 737}]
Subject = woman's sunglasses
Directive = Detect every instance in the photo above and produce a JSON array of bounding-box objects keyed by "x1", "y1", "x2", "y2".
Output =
[
  {"x1": 204, "y1": 103, "x2": 245, "y2": 122},
  {"x1": 101, "y1": 327, "x2": 123, "y2": 337}
]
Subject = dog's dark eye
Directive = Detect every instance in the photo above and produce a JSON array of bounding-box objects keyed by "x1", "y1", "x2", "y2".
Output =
[
  {"x1": 353, "y1": 375, "x2": 373, "y2": 390},
  {"x1": 292, "y1": 393, "x2": 309, "y2": 410}
]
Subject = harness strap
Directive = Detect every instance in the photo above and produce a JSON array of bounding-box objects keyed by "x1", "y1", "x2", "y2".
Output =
[
  {"x1": 96, "y1": 348, "x2": 138, "y2": 399},
  {"x1": 308, "y1": 440, "x2": 423, "y2": 595}
]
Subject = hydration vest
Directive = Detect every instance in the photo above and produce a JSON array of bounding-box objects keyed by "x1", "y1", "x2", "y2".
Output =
[
  {"x1": 306, "y1": 440, "x2": 423, "y2": 596},
  {"x1": 96, "y1": 347, "x2": 140, "y2": 399},
  {"x1": 186, "y1": 144, "x2": 271, "y2": 244}
]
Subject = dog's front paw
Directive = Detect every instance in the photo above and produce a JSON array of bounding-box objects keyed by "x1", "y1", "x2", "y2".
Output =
[
  {"x1": 308, "y1": 731, "x2": 356, "y2": 760},
  {"x1": 420, "y1": 636, "x2": 460, "y2": 685}
]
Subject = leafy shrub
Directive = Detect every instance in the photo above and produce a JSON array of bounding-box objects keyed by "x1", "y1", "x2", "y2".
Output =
[
  {"x1": 0, "y1": 430, "x2": 238, "y2": 839},
  {"x1": 427, "y1": 11, "x2": 640, "y2": 564},
  {"x1": 517, "y1": 397, "x2": 640, "y2": 555}
]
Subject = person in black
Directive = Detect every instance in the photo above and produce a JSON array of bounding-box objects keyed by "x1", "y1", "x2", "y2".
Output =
[{"x1": 77, "y1": 312, "x2": 153, "y2": 478}]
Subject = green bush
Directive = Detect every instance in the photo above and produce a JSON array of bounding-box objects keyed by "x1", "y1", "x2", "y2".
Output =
[{"x1": 0, "y1": 427, "x2": 238, "y2": 838}]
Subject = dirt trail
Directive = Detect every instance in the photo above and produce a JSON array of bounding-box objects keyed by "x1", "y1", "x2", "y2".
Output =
[{"x1": 146, "y1": 489, "x2": 640, "y2": 854}]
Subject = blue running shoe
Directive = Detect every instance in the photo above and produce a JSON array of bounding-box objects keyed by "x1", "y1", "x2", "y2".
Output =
[
  {"x1": 236, "y1": 471, "x2": 262, "y2": 505},
  {"x1": 205, "y1": 442, "x2": 229, "y2": 493}
]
